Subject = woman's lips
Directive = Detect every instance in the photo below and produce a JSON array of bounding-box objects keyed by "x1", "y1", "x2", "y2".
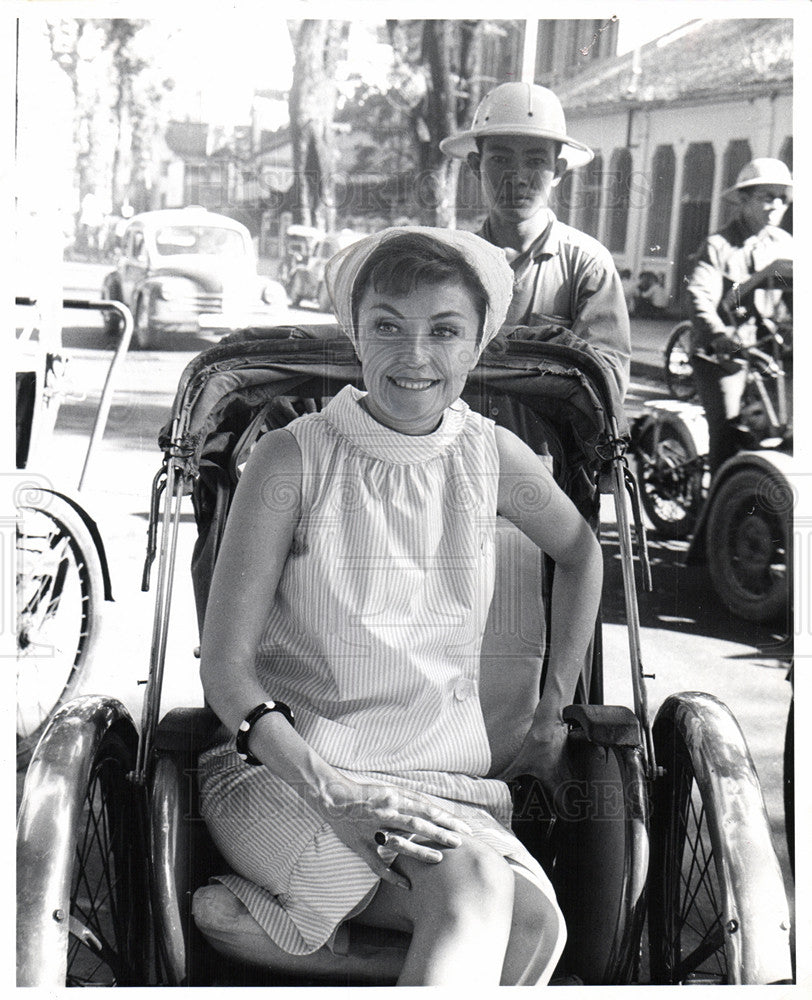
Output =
[{"x1": 389, "y1": 376, "x2": 438, "y2": 390}]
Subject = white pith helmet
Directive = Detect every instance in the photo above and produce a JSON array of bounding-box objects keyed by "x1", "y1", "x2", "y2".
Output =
[
  {"x1": 723, "y1": 157, "x2": 793, "y2": 198},
  {"x1": 439, "y1": 81, "x2": 594, "y2": 168}
]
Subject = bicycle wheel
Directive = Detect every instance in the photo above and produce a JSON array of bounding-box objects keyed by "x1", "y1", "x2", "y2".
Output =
[
  {"x1": 648, "y1": 693, "x2": 792, "y2": 985},
  {"x1": 17, "y1": 698, "x2": 151, "y2": 986},
  {"x1": 706, "y1": 466, "x2": 791, "y2": 623},
  {"x1": 17, "y1": 494, "x2": 105, "y2": 769},
  {"x1": 664, "y1": 322, "x2": 696, "y2": 400},
  {"x1": 635, "y1": 420, "x2": 704, "y2": 539}
]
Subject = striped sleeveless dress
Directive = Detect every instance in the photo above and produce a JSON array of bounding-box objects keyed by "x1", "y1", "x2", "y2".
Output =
[{"x1": 198, "y1": 384, "x2": 560, "y2": 956}]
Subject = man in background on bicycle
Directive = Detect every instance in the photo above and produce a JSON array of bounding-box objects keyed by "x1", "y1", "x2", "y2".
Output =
[{"x1": 686, "y1": 158, "x2": 793, "y2": 473}]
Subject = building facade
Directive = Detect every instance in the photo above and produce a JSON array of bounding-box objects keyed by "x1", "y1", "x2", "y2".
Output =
[{"x1": 549, "y1": 18, "x2": 793, "y2": 315}]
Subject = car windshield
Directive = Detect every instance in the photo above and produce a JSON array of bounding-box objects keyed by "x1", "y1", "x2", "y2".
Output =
[{"x1": 153, "y1": 225, "x2": 247, "y2": 257}]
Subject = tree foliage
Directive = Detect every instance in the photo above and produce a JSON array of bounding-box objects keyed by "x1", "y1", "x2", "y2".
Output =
[
  {"x1": 335, "y1": 20, "x2": 498, "y2": 228},
  {"x1": 45, "y1": 18, "x2": 174, "y2": 221}
]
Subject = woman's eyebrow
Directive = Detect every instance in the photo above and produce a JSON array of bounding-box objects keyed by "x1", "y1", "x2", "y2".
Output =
[
  {"x1": 367, "y1": 302, "x2": 405, "y2": 317},
  {"x1": 430, "y1": 311, "x2": 468, "y2": 320},
  {"x1": 367, "y1": 304, "x2": 468, "y2": 321}
]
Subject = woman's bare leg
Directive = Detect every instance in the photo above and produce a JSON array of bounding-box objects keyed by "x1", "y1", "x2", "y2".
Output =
[
  {"x1": 499, "y1": 867, "x2": 567, "y2": 985},
  {"x1": 357, "y1": 839, "x2": 515, "y2": 986}
]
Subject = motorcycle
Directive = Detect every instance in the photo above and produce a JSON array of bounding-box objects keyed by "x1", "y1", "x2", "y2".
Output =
[{"x1": 632, "y1": 319, "x2": 792, "y2": 625}]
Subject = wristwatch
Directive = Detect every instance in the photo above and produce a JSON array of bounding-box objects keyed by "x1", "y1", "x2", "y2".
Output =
[{"x1": 236, "y1": 700, "x2": 295, "y2": 765}]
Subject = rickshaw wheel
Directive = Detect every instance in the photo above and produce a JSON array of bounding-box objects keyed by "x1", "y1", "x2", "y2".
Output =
[
  {"x1": 16, "y1": 496, "x2": 105, "y2": 770},
  {"x1": 648, "y1": 694, "x2": 792, "y2": 985},
  {"x1": 17, "y1": 698, "x2": 152, "y2": 987},
  {"x1": 706, "y1": 466, "x2": 790, "y2": 624},
  {"x1": 663, "y1": 321, "x2": 696, "y2": 401},
  {"x1": 635, "y1": 420, "x2": 704, "y2": 539},
  {"x1": 66, "y1": 729, "x2": 150, "y2": 985}
]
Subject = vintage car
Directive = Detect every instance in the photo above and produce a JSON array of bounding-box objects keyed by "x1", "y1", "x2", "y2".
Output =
[
  {"x1": 101, "y1": 207, "x2": 287, "y2": 349},
  {"x1": 285, "y1": 228, "x2": 363, "y2": 312}
]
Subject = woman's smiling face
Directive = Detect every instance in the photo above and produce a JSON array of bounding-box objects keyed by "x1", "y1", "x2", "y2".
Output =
[{"x1": 355, "y1": 279, "x2": 482, "y2": 435}]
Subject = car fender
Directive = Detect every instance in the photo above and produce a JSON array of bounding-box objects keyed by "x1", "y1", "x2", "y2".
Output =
[{"x1": 686, "y1": 449, "x2": 794, "y2": 565}]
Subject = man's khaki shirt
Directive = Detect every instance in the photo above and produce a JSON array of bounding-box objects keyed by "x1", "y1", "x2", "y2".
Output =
[{"x1": 479, "y1": 211, "x2": 632, "y2": 401}]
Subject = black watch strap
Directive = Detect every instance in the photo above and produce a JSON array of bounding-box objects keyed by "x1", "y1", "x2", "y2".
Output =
[{"x1": 235, "y1": 700, "x2": 295, "y2": 765}]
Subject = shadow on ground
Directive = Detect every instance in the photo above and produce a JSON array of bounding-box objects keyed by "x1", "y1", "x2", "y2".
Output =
[{"x1": 600, "y1": 525, "x2": 792, "y2": 663}]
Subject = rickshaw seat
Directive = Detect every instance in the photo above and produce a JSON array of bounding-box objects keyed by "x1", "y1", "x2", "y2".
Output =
[{"x1": 150, "y1": 333, "x2": 645, "y2": 984}]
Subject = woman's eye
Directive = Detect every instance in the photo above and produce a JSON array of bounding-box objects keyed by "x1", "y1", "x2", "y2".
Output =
[
  {"x1": 375, "y1": 320, "x2": 400, "y2": 336},
  {"x1": 432, "y1": 325, "x2": 459, "y2": 339}
]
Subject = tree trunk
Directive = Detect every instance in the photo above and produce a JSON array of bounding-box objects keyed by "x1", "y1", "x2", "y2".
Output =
[
  {"x1": 415, "y1": 20, "x2": 484, "y2": 228},
  {"x1": 287, "y1": 20, "x2": 343, "y2": 231}
]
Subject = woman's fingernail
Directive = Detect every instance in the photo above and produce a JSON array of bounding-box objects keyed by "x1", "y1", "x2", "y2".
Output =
[
  {"x1": 446, "y1": 834, "x2": 462, "y2": 847},
  {"x1": 428, "y1": 849, "x2": 443, "y2": 863},
  {"x1": 398, "y1": 877, "x2": 411, "y2": 890}
]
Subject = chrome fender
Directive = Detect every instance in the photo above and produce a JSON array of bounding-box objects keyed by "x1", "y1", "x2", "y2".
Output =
[
  {"x1": 16, "y1": 695, "x2": 137, "y2": 987},
  {"x1": 654, "y1": 693, "x2": 792, "y2": 984}
]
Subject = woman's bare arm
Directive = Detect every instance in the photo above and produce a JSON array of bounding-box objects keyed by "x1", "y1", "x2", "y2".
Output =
[{"x1": 493, "y1": 425, "x2": 603, "y2": 779}]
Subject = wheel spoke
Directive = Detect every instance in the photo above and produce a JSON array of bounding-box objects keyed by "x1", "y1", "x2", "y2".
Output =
[{"x1": 68, "y1": 756, "x2": 133, "y2": 985}]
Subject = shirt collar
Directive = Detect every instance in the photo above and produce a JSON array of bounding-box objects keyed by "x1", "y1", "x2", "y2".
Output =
[{"x1": 480, "y1": 210, "x2": 560, "y2": 270}]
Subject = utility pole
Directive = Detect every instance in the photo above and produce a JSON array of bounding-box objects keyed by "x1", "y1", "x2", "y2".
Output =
[{"x1": 521, "y1": 19, "x2": 538, "y2": 83}]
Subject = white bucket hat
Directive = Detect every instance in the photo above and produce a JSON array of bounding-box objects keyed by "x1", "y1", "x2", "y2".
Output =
[
  {"x1": 439, "y1": 81, "x2": 594, "y2": 168},
  {"x1": 723, "y1": 158, "x2": 793, "y2": 198}
]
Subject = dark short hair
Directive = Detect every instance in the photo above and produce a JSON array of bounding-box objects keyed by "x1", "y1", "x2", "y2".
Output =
[{"x1": 351, "y1": 232, "x2": 489, "y2": 342}]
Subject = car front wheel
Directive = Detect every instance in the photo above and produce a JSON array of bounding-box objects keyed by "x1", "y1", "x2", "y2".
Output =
[{"x1": 132, "y1": 295, "x2": 156, "y2": 350}]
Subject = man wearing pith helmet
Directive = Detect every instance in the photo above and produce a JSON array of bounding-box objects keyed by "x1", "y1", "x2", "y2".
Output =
[
  {"x1": 686, "y1": 157, "x2": 793, "y2": 473},
  {"x1": 441, "y1": 81, "x2": 631, "y2": 402}
]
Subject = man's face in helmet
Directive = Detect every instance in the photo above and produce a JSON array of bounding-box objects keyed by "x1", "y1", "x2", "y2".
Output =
[
  {"x1": 737, "y1": 184, "x2": 791, "y2": 235},
  {"x1": 469, "y1": 136, "x2": 566, "y2": 223}
]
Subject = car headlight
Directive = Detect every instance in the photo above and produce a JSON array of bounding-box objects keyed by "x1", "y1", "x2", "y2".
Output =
[{"x1": 157, "y1": 277, "x2": 197, "y2": 301}]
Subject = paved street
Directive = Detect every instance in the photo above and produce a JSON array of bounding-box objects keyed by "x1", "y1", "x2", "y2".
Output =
[{"x1": 17, "y1": 261, "x2": 796, "y2": 949}]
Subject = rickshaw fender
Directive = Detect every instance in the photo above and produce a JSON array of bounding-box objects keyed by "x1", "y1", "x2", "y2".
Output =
[
  {"x1": 34, "y1": 487, "x2": 114, "y2": 600},
  {"x1": 686, "y1": 449, "x2": 793, "y2": 564},
  {"x1": 16, "y1": 696, "x2": 138, "y2": 987},
  {"x1": 653, "y1": 693, "x2": 792, "y2": 984}
]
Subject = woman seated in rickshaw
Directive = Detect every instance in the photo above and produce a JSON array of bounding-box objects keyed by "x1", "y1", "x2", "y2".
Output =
[{"x1": 198, "y1": 227, "x2": 603, "y2": 986}]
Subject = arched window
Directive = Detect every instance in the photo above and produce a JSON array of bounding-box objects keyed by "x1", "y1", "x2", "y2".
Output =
[
  {"x1": 720, "y1": 139, "x2": 752, "y2": 226},
  {"x1": 606, "y1": 147, "x2": 632, "y2": 252},
  {"x1": 778, "y1": 136, "x2": 793, "y2": 233},
  {"x1": 675, "y1": 142, "x2": 715, "y2": 313},
  {"x1": 779, "y1": 135, "x2": 793, "y2": 169},
  {"x1": 578, "y1": 152, "x2": 603, "y2": 239},
  {"x1": 644, "y1": 145, "x2": 675, "y2": 258}
]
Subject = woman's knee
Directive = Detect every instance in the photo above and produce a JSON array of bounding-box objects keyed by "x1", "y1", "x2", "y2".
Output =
[{"x1": 406, "y1": 840, "x2": 514, "y2": 922}]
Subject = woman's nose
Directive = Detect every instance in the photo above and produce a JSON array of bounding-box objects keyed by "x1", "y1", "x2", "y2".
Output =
[{"x1": 401, "y1": 329, "x2": 431, "y2": 366}]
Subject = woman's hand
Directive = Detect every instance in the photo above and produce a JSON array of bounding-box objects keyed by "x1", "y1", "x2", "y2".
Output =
[
  {"x1": 498, "y1": 720, "x2": 574, "y2": 811},
  {"x1": 312, "y1": 778, "x2": 474, "y2": 889}
]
